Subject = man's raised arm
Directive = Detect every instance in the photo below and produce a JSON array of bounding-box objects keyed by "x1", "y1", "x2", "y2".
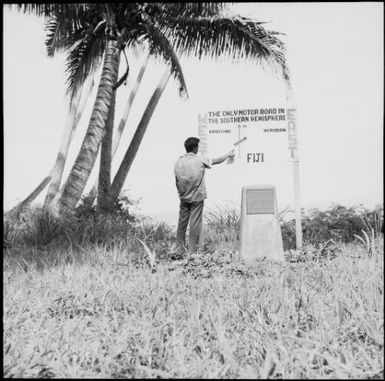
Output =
[{"x1": 211, "y1": 150, "x2": 235, "y2": 165}]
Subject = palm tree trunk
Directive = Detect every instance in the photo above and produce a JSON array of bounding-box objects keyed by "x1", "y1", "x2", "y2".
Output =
[
  {"x1": 88, "y1": 54, "x2": 149, "y2": 204},
  {"x1": 58, "y1": 38, "x2": 120, "y2": 215},
  {"x1": 21, "y1": 175, "x2": 52, "y2": 207},
  {"x1": 49, "y1": 144, "x2": 101, "y2": 217},
  {"x1": 71, "y1": 78, "x2": 95, "y2": 147},
  {"x1": 6, "y1": 78, "x2": 94, "y2": 216},
  {"x1": 115, "y1": 54, "x2": 149, "y2": 144},
  {"x1": 43, "y1": 88, "x2": 81, "y2": 206},
  {"x1": 44, "y1": 77, "x2": 95, "y2": 206},
  {"x1": 5, "y1": 173, "x2": 52, "y2": 219},
  {"x1": 109, "y1": 69, "x2": 171, "y2": 202},
  {"x1": 97, "y1": 81, "x2": 117, "y2": 212}
]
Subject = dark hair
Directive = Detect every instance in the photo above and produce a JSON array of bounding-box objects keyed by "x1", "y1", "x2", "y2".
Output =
[{"x1": 184, "y1": 137, "x2": 200, "y2": 153}]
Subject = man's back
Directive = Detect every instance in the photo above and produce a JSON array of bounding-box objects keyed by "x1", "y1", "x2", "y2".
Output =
[{"x1": 174, "y1": 153, "x2": 211, "y2": 203}]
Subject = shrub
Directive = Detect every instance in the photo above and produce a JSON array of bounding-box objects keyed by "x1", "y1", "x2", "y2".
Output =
[
  {"x1": 4, "y1": 197, "x2": 383, "y2": 257},
  {"x1": 281, "y1": 203, "x2": 384, "y2": 250},
  {"x1": 3, "y1": 206, "x2": 68, "y2": 248},
  {"x1": 3, "y1": 192, "x2": 174, "y2": 255},
  {"x1": 202, "y1": 203, "x2": 384, "y2": 252}
]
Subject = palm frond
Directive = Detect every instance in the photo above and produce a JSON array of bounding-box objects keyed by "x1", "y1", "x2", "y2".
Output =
[
  {"x1": 45, "y1": 16, "x2": 86, "y2": 57},
  {"x1": 128, "y1": 25, "x2": 188, "y2": 99},
  {"x1": 14, "y1": 3, "x2": 89, "y2": 18},
  {"x1": 159, "y1": 14, "x2": 291, "y2": 87},
  {"x1": 44, "y1": 3, "x2": 106, "y2": 57},
  {"x1": 65, "y1": 29, "x2": 105, "y2": 99},
  {"x1": 160, "y1": 2, "x2": 229, "y2": 18}
]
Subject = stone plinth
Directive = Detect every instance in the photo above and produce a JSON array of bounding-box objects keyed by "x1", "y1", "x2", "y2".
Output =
[{"x1": 240, "y1": 185, "x2": 284, "y2": 263}]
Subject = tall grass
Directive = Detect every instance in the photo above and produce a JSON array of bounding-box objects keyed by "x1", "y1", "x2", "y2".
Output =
[
  {"x1": 4, "y1": 202, "x2": 383, "y2": 253},
  {"x1": 3, "y1": 202, "x2": 384, "y2": 378},
  {"x1": 204, "y1": 204, "x2": 240, "y2": 252},
  {"x1": 3, "y1": 237, "x2": 383, "y2": 378}
]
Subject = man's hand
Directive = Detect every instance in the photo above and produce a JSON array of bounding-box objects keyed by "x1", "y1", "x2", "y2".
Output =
[
  {"x1": 227, "y1": 149, "x2": 235, "y2": 158},
  {"x1": 212, "y1": 149, "x2": 235, "y2": 165}
]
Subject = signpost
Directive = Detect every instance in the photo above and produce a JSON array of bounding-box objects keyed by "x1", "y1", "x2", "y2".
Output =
[
  {"x1": 287, "y1": 107, "x2": 302, "y2": 249},
  {"x1": 198, "y1": 107, "x2": 290, "y2": 165},
  {"x1": 198, "y1": 105, "x2": 302, "y2": 252}
]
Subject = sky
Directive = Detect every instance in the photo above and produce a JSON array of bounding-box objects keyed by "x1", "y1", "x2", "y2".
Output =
[{"x1": 3, "y1": 3, "x2": 384, "y2": 221}]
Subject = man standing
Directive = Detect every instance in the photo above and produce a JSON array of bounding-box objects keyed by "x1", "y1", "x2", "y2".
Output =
[{"x1": 174, "y1": 137, "x2": 235, "y2": 252}]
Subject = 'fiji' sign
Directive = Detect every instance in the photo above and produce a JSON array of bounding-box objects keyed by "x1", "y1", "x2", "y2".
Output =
[{"x1": 198, "y1": 106, "x2": 298, "y2": 164}]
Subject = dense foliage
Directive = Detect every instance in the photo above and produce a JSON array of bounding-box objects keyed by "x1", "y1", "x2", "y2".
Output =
[
  {"x1": 3, "y1": 193, "x2": 177, "y2": 267},
  {"x1": 281, "y1": 204, "x2": 384, "y2": 250},
  {"x1": 203, "y1": 203, "x2": 383, "y2": 252},
  {"x1": 4, "y1": 200, "x2": 383, "y2": 255}
]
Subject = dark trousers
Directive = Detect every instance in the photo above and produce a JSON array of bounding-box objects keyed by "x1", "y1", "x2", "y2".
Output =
[{"x1": 176, "y1": 200, "x2": 204, "y2": 252}]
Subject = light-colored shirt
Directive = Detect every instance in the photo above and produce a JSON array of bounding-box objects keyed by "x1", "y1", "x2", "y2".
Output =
[{"x1": 174, "y1": 153, "x2": 212, "y2": 202}]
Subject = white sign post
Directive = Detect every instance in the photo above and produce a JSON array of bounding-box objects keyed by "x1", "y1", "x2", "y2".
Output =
[
  {"x1": 287, "y1": 107, "x2": 302, "y2": 250},
  {"x1": 198, "y1": 105, "x2": 302, "y2": 251}
]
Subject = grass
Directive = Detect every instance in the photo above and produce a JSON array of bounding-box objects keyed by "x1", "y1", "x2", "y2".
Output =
[{"x1": 3, "y1": 232, "x2": 384, "y2": 378}]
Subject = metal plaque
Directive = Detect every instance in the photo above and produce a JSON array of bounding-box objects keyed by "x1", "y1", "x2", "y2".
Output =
[{"x1": 246, "y1": 189, "x2": 275, "y2": 214}]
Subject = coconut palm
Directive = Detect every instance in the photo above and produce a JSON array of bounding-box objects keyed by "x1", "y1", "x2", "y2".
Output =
[
  {"x1": 16, "y1": 3, "x2": 290, "y2": 215},
  {"x1": 85, "y1": 3, "x2": 292, "y2": 210},
  {"x1": 109, "y1": 68, "x2": 171, "y2": 204},
  {"x1": 108, "y1": 5, "x2": 292, "y2": 206},
  {"x1": 5, "y1": 174, "x2": 52, "y2": 220},
  {"x1": 88, "y1": 53, "x2": 150, "y2": 205},
  {"x1": 18, "y1": 3, "x2": 190, "y2": 215},
  {"x1": 5, "y1": 76, "x2": 94, "y2": 217},
  {"x1": 44, "y1": 77, "x2": 95, "y2": 206},
  {"x1": 97, "y1": 72, "x2": 118, "y2": 212}
]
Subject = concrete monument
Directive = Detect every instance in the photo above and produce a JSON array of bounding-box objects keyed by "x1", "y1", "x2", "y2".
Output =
[{"x1": 240, "y1": 185, "x2": 285, "y2": 263}]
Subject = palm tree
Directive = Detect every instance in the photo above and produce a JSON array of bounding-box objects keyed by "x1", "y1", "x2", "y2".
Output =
[
  {"x1": 96, "y1": 4, "x2": 291, "y2": 211},
  {"x1": 44, "y1": 76, "x2": 95, "y2": 206},
  {"x1": 97, "y1": 65, "x2": 118, "y2": 212},
  {"x1": 5, "y1": 174, "x2": 52, "y2": 220},
  {"x1": 20, "y1": 4, "x2": 189, "y2": 215},
  {"x1": 5, "y1": 76, "x2": 94, "y2": 217},
  {"x1": 88, "y1": 53, "x2": 150, "y2": 205},
  {"x1": 109, "y1": 68, "x2": 171, "y2": 204},
  {"x1": 16, "y1": 3, "x2": 290, "y2": 215},
  {"x1": 107, "y1": 5, "x2": 292, "y2": 206}
]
